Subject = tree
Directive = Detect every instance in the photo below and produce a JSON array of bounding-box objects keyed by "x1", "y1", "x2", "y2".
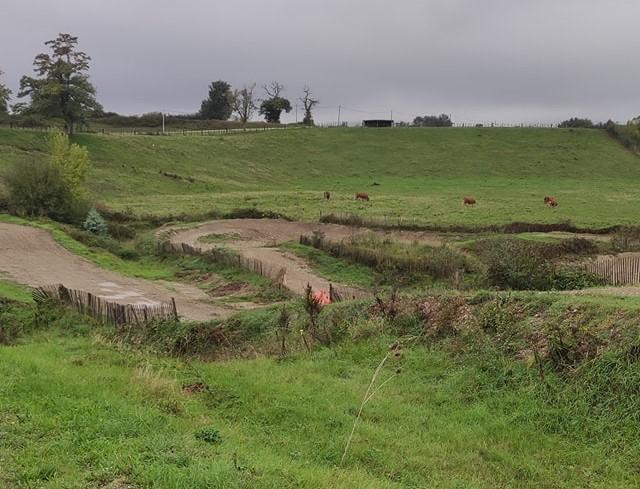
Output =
[
  {"x1": 558, "y1": 117, "x2": 594, "y2": 128},
  {"x1": 259, "y1": 82, "x2": 291, "y2": 123},
  {"x1": 0, "y1": 69, "x2": 11, "y2": 114},
  {"x1": 412, "y1": 114, "x2": 453, "y2": 127},
  {"x1": 18, "y1": 33, "x2": 101, "y2": 135},
  {"x1": 48, "y1": 130, "x2": 90, "y2": 198},
  {"x1": 300, "y1": 86, "x2": 318, "y2": 126},
  {"x1": 199, "y1": 80, "x2": 233, "y2": 120},
  {"x1": 232, "y1": 83, "x2": 257, "y2": 124}
]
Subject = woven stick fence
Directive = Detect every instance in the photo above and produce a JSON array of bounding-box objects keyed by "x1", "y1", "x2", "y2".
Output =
[
  {"x1": 161, "y1": 241, "x2": 287, "y2": 289},
  {"x1": 582, "y1": 253, "x2": 640, "y2": 285},
  {"x1": 32, "y1": 284, "x2": 178, "y2": 326}
]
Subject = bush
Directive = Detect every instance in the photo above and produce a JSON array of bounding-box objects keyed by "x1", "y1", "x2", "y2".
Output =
[
  {"x1": 558, "y1": 118, "x2": 594, "y2": 128},
  {"x1": 5, "y1": 160, "x2": 89, "y2": 223},
  {"x1": 82, "y1": 208, "x2": 108, "y2": 235},
  {"x1": 482, "y1": 239, "x2": 554, "y2": 290}
]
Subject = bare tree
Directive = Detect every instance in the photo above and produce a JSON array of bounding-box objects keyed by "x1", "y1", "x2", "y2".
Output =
[
  {"x1": 300, "y1": 86, "x2": 319, "y2": 126},
  {"x1": 263, "y1": 81, "x2": 284, "y2": 99},
  {"x1": 232, "y1": 83, "x2": 257, "y2": 124}
]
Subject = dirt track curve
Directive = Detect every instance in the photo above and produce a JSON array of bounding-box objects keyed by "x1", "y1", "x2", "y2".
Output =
[
  {"x1": 167, "y1": 218, "x2": 443, "y2": 296},
  {"x1": 0, "y1": 222, "x2": 229, "y2": 321}
]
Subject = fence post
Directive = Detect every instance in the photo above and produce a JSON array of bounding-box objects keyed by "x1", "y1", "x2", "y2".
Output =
[{"x1": 171, "y1": 297, "x2": 179, "y2": 321}]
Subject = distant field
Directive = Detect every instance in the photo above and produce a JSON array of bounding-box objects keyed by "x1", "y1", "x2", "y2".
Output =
[{"x1": 1, "y1": 127, "x2": 638, "y2": 227}]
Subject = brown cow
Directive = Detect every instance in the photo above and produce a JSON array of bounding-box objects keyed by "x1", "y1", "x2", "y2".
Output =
[
  {"x1": 463, "y1": 196, "x2": 476, "y2": 206},
  {"x1": 546, "y1": 197, "x2": 558, "y2": 207},
  {"x1": 324, "y1": 191, "x2": 331, "y2": 200},
  {"x1": 355, "y1": 192, "x2": 370, "y2": 201}
]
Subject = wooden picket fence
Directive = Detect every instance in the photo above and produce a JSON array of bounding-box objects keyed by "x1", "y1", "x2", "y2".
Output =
[
  {"x1": 161, "y1": 241, "x2": 287, "y2": 289},
  {"x1": 582, "y1": 253, "x2": 640, "y2": 285},
  {"x1": 32, "y1": 284, "x2": 178, "y2": 326}
]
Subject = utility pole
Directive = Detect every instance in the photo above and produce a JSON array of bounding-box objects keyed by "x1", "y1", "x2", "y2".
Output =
[
  {"x1": 390, "y1": 110, "x2": 393, "y2": 121},
  {"x1": 295, "y1": 103, "x2": 298, "y2": 123},
  {"x1": 162, "y1": 112, "x2": 165, "y2": 134},
  {"x1": 337, "y1": 105, "x2": 341, "y2": 127}
]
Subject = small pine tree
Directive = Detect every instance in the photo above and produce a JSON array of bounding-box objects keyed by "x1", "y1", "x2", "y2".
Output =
[{"x1": 83, "y1": 208, "x2": 108, "y2": 235}]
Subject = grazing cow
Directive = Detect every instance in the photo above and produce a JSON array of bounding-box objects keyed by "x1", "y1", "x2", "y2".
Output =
[
  {"x1": 544, "y1": 196, "x2": 554, "y2": 205},
  {"x1": 463, "y1": 196, "x2": 476, "y2": 206},
  {"x1": 324, "y1": 191, "x2": 331, "y2": 200},
  {"x1": 355, "y1": 192, "x2": 370, "y2": 201},
  {"x1": 546, "y1": 197, "x2": 558, "y2": 207}
]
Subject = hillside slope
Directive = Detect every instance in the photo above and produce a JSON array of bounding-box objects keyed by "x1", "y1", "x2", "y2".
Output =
[{"x1": 1, "y1": 127, "x2": 638, "y2": 226}]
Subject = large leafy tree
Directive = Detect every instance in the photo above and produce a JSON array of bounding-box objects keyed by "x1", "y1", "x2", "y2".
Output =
[
  {"x1": 199, "y1": 80, "x2": 233, "y2": 120},
  {"x1": 18, "y1": 33, "x2": 100, "y2": 135},
  {"x1": 259, "y1": 82, "x2": 291, "y2": 123},
  {"x1": 0, "y1": 69, "x2": 11, "y2": 114}
]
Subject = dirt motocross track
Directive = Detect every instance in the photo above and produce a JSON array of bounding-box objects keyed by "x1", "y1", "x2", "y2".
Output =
[
  {"x1": 167, "y1": 218, "x2": 443, "y2": 296},
  {"x1": 0, "y1": 222, "x2": 228, "y2": 321}
]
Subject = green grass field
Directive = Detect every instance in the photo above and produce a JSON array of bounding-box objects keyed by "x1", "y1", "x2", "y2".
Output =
[
  {"x1": 2, "y1": 126, "x2": 640, "y2": 488},
  {"x1": 1, "y1": 127, "x2": 639, "y2": 227},
  {"x1": 2, "y1": 304, "x2": 639, "y2": 489}
]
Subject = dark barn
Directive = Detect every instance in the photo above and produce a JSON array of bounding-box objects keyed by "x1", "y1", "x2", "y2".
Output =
[{"x1": 362, "y1": 119, "x2": 394, "y2": 128}]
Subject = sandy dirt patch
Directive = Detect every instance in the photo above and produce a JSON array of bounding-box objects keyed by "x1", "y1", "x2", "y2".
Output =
[{"x1": 0, "y1": 222, "x2": 229, "y2": 321}]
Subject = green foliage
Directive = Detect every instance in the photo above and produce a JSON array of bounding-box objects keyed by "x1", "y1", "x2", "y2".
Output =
[
  {"x1": 301, "y1": 233, "x2": 475, "y2": 284},
  {"x1": 259, "y1": 96, "x2": 292, "y2": 123},
  {"x1": 612, "y1": 226, "x2": 640, "y2": 251},
  {"x1": 0, "y1": 69, "x2": 11, "y2": 114},
  {"x1": 82, "y1": 208, "x2": 108, "y2": 235},
  {"x1": 412, "y1": 113, "x2": 453, "y2": 127},
  {"x1": 48, "y1": 130, "x2": 90, "y2": 197},
  {"x1": 17, "y1": 33, "x2": 101, "y2": 134},
  {"x1": 606, "y1": 120, "x2": 640, "y2": 153},
  {"x1": 5, "y1": 160, "x2": 89, "y2": 223},
  {"x1": 199, "y1": 80, "x2": 233, "y2": 120},
  {"x1": 194, "y1": 427, "x2": 222, "y2": 444},
  {"x1": 558, "y1": 117, "x2": 594, "y2": 128}
]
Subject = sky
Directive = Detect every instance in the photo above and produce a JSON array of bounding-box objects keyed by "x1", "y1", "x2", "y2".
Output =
[{"x1": 1, "y1": 0, "x2": 639, "y2": 125}]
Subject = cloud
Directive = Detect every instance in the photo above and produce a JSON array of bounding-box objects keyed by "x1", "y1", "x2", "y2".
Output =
[{"x1": 1, "y1": 0, "x2": 638, "y2": 123}]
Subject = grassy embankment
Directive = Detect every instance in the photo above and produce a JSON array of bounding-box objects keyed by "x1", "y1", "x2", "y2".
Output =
[{"x1": 1, "y1": 127, "x2": 639, "y2": 228}]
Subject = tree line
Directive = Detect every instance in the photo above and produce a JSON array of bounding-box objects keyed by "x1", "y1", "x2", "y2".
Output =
[
  {"x1": 198, "y1": 80, "x2": 318, "y2": 125},
  {"x1": 0, "y1": 33, "x2": 320, "y2": 134}
]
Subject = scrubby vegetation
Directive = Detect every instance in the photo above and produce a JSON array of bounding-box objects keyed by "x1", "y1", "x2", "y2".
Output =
[
  {"x1": 300, "y1": 232, "x2": 478, "y2": 286},
  {"x1": 2, "y1": 292, "x2": 640, "y2": 487}
]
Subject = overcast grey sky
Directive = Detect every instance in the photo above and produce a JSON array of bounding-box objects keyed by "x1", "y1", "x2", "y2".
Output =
[{"x1": 1, "y1": 0, "x2": 638, "y2": 124}]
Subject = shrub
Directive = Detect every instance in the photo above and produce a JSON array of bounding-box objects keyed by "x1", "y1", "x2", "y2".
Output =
[
  {"x1": 82, "y1": 208, "x2": 108, "y2": 235},
  {"x1": 612, "y1": 226, "x2": 640, "y2": 252},
  {"x1": 481, "y1": 239, "x2": 554, "y2": 290},
  {"x1": 48, "y1": 130, "x2": 90, "y2": 198},
  {"x1": 300, "y1": 233, "x2": 475, "y2": 283},
  {"x1": 5, "y1": 160, "x2": 89, "y2": 223},
  {"x1": 552, "y1": 267, "x2": 604, "y2": 290}
]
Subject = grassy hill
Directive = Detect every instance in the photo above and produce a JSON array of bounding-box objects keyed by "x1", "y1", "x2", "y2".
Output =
[{"x1": 1, "y1": 127, "x2": 639, "y2": 227}]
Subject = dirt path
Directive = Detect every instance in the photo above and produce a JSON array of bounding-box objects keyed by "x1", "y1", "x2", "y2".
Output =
[
  {"x1": 0, "y1": 222, "x2": 230, "y2": 321},
  {"x1": 167, "y1": 219, "x2": 442, "y2": 296}
]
